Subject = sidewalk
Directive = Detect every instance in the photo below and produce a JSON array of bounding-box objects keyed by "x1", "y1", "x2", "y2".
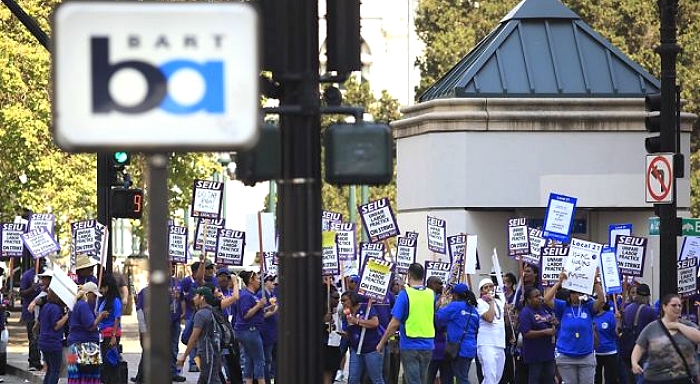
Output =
[{"x1": 6, "y1": 311, "x2": 200, "y2": 384}]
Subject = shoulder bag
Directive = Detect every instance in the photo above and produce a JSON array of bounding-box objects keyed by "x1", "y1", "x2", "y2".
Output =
[
  {"x1": 444, "y1": 305, "x2": 475, "y2": 361},
  {"x1": 657, "y1": 319, "x2": 694, "y2": 384}
]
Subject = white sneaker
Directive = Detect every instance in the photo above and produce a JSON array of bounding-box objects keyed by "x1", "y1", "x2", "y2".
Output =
[{"x1": 334, "y1": 371, "x2": 344, "y2": 382}]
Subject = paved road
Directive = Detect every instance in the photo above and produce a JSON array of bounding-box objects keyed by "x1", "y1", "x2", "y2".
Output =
[{"x1": 0, "y1": 372, "x2": 35, "y2": 384}]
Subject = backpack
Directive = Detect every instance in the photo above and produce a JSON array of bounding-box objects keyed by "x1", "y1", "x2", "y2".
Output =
[
  {"x1": 210, "y1": 308, "x2": 235, "y2": 351},
  {"x1": 620, "y1": 304, "x2": 646, "y2": 360}
]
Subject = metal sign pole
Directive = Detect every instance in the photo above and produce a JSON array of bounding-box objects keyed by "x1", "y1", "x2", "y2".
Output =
[{"x1": 145, "y1": 154, "x2": 171, "y2": 384}]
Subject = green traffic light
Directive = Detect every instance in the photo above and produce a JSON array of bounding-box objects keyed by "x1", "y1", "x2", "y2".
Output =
[{"x1": 113, "y1": 151, "x2": 129, "y2": 164}]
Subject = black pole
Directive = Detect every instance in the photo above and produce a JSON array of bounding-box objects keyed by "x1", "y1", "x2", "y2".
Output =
[
  {"x1": 276, "y1": 0, "x2": 323, "y2": 382},
  {"x1": 656, "y1": 0, "x2": 680, "y2": 297},
  {"x1": 96, "y1": 153, "x2": 113, "y2": 273},
  {"x1": 0, "y1": 0, "x2": 49, "y2": 50},
  {"x1": 145, "y1": 154, "x2": 171, "y2": 384}
]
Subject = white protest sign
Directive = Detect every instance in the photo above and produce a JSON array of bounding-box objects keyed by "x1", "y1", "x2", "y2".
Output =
[
  {"x1": 322, "y1": 231, "x2": 340, "y2": 276},
  {"x1": 358, "y1": 198, "x2": 399, "y2": 243},
  {"x1": 1, "y1": 222, "x2": 27, "y2": 257},
  {"x1": 215, "y1": 229, "x2": 245, "y2": 266},
  {"x1": 542, "y1": 193, "x2": 577, "y2": 243},
  {"x1": 358, "y1": 258, "x2": 394, "y2": 301},
  {"x1": 615, "y1": 235, "x2": 647, "y2": 277},
  {"x1": 49, "y1": 266, "x2": 78, "y2": 310},
  {"x1": 71, "y1": 220, "x2": 107, "y2": 261},
  {"x1": 508, "y1": 218, "x2": 530, "y2": 257},
  {"x1": 679, "y1": 237, "x2": 700, "y2": 262},
  {"x1": 447, "y1": 234, "x2": 466, "y2": 282},
  {"x1": 29, "y1": 214, "x2": 55, "y2": 235},
  {"x1": 464, "y1": 235, "x2": 478, "y2": 274},
  {"x1": 424, "y1": 260, "x2": 451, "y2": 284},
  {"x1": 492, "y1": 248, "x2": 505, "y2": 293},
  {"x1": 359, "y1": 243, "x2": 385, "y2": 266},
  {"x1": 599, "y1": 246, "x2": 622, "y2": 294},
  {"x1": 263, "y1": 252, "x2": 278, "y2": 276},
  {"x1": 168, "y1": 225, "x2": 188, "y2": 263},
  {"x1": 395, "y1": 236, "x2": 417, "y2": 274},
  {"x1": 194, "y1": 218, "x2": 226, "y2": 252},
  {"x1": 322, "y1": 210, "x2": 343, "y2": 231},
  {"x1": 523, "y1": 227, "x2": 547, "y2": 265},
  {"x1": 21, "y1": 229, "x2": 60, "y2": 259},
  {"x1": 608, "y1": 224, "x2": 632, "y2": 248},
  {"x1": 245, "y1": 212, "x2": 277, "y2": 253},
  {"x1": 190, "y1": 179, "x2": 224, "y2": 219},
  {"x1": 427, "y1": 216, "x2": 447, "y2": 254},
  {"x1": 330, "y1": 222, "x2": 356, "y2": 260},
  {"x1": 678, "y1": 257, "x2": 697, "y2": 298},
  {"x1": 541, "y1": 254, "x2": 567, "y2": 285},
  {"x1": 562, "y1": 238, "x2": 602, "y2": 295}
]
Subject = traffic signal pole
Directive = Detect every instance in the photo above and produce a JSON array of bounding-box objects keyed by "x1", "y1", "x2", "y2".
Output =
[
  {"x1": 656, "y1": 0, "x2": 681, "y2": 297},
  {"x1": 96, "y1": 152, "x2": 113, "y2": 273}
]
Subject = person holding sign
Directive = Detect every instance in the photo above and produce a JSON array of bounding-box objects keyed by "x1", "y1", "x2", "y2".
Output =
[
  {"x1": 476, "y1": 278, "x2": 507, "y2": 384},
  {"x1": 376, "y1": 263, "x2": 434, "y2": 384},
  {"x1": 518, "y1": 286, "x2": 557, "y2": 384},
  {"x1": 543, "y1": 271, "x2": 605, "y2": 384},
  {"x1": 435, "y1": 283, "x2": 479, "y2": 384},
  {"x1": 38, "y1": 289, "x2": 70, "y2": 384},
  {"x1": 342, "y1": 291, "x2": 385, "y2": 384}
]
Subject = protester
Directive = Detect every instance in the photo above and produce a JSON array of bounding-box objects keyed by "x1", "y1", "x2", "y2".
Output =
[
  {"x1": 620, "y1": 283, "x2": 656, "y2": 384},
  {"x1": 131, "y1": 285, "x2": 150, "y2": 384},
  {"x1": 180, "y1": 259, "x2": 217, "y2": 372},
  {"x1": 98, "y1": 275, "x2": 123, "y2": 384},
  {"x1": 235, "y1": 271, "x2": 267, "y2": 384},
  {"x1": 377, "y1": 263, "x2": 434, "y2": 384},
  {"x1": 75, "y1": 255, "x2": 99, "y2": 285},
  {"x1": 543, "y1": 271, "x2": 605, "y2": 384},
  {"x1": 177, "y1": 287, "x2": 223, "y2": 384},
  {"x1": 169, "y1": 264, "x2": 186, "y2": 382},
  {"x1": 593, "y1": 301, "x2": 620, "y2": 384},
  {"x1": 632, "y1": 293, "x2": 700, "y2": 384},
  {"x1": 38, "y1": 289, "x2": 70, "y2": 384},
  {"x1": 518, "y1": 286, "x2": 556, "y2": 384},
  {"x1": 342, "y1": 290, "x2": 385, "y2": 384},
  {"x1": 323, "y1": 285, "x2": 343, "y2": 384},
  {"x1": 19, "y1": 263, "x2": 42, "y2": 371},
  {"x1": 261, "y1": 274, "x2": 279, "y2": 384},
  {"x1": 426, "y1": 276, "x2": 452, "y2": 384},
  {"x1": 476, "y1": 277, "x2": 506, "y2": 384},
  {"x1": 435, "y1": 283, "x2": 479, "y2": 384},
  {"x1": 67, "y1": 282, "x2": 107, "y2": 384}
]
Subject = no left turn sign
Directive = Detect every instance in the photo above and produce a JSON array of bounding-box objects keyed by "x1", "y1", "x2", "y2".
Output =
[{"x1": 645, "y1": 154, "x2": 674, "y2": 204}]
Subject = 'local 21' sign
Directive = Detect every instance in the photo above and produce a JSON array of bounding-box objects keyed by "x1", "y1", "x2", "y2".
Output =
[{"x1": 51, "y1": 2, "x2": 259, "y2": 152}]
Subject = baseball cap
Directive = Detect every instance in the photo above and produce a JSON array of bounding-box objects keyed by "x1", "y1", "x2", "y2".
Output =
[
  {"x1": 37, "y1": 269, "x2": 54, "y2": 278},
  {"x1": 216, "y1": 268, "x2": 231, "y2": 277},
  {"x1": 636, "y1": 283, "x2": 651, "y2": 296},
  {"x1": 264, "y1": 274, "x2": 277, "y2": 283},
  {"x1": 478, "y1": 278, "x2": 494, "y2": 291},
  {"x1": 452, "y1": 283, "x2": 469, "y2": 295},
  {"x1": 348, "y1": 275, "x2": 360, "y2": 283}
]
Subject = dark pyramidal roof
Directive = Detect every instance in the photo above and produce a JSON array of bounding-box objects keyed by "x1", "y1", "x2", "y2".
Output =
[{"x1": 419, "y1": 0, "x2": 660, "y2": 101}]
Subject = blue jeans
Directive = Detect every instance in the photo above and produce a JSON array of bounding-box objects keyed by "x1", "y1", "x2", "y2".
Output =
[
  {"x1": 171, "y1": 320, "x2": 181, "y2": 374},
  {"x1": 264, "y1": 343, "x2": 275, "y2": 380},
  {"x1": 235, "y1": 328, "x2": 265, "y2": 379},
  {"x1": 452, "y1": 357, "x2": 473, "y2": 384},
  {"x1": 42, "y1": 349, "x2": 63, "y2": 384},
  {"x1": 349, "y1": 349, "x2": 385, "y2": 384},
  {"x1": 400, "y1": 349, "x2": 432, "y2": 384},
  {"x1": 527, "y1": 360, "x2": 555, "y2": 384},
  {"x1": 428, "y1": 359, "x2": 453, "y2": 384},
  {"x1": 185, "y1": 314, "x2": 197, "y2": 368}
]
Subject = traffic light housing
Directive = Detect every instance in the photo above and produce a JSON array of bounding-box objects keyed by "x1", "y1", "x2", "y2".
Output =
[
  {"x1": 644, "y1": 93, "x2": 662, "y2": 153},
  {"x1": 110, "y1": 188, "x2": 143, "y2": 219},
  {"x1": 324, "y1": 123, "x2": 393, "y2": 185},
  {"x1": 326, "y1": 0, "x2": 361, "y2": 73},
  {"x1": 235, "y1": 123, "x2": 281, "y2": 186}
]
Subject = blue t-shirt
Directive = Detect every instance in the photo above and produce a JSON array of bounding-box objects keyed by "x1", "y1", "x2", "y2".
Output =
[
  {"x1": 594, "y1": 309, "x2": 618, "y2": 354},
  {"x1": 436, "y1": 300, "x2": 479, "y2": 358},
  {"x1": 373, "y1": 291, "x2": 395, "y2": 329},
  {"x1": 391, "y1": 286, "x2": 434, "y2": 350},
  {"x1": 554, "y1": 299, "x2": 596, "y2": 357},
  {"x1": 97, "y1": 297, "x2": 122, "y2": 331},
  {"x1": 235, "y1": 288, "x2": 264, "y2": 330},
  {"x1": 39, "y1": 302, "x2": 64, "y2": 352},
  {"x1": 68, "y1": 300, "x2": 99, "y2": 344},
  {"x1": 518, "y1": 305, "x2": 556, "y2": 363},
  {"x1": 20, "y1": 269, "x2": 40, "y2": 323},
  {"x1": 261, "y1": 288, "x2": 278, "y2": 345},
  {"x1": 343, "y1": 304, "x2": 383, "y2": 354}
]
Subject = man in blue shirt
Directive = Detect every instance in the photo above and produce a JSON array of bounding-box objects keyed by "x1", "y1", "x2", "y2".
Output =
[
  {"x1": 377, "y1": 263, "x2": 435, "y2": 384},
  {"x1": 19, "y1": 266, "x2": 42, "y2": 371}
]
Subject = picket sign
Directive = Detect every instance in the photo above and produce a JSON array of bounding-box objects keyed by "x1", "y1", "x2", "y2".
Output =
[{"x1": 355, "y1": 299, "x2": 374, "y2": 355}]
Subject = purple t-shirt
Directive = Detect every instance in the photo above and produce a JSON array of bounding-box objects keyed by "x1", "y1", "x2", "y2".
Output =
[
  {"x1": 39, "y1": 302, "x2": 64, "y2": 352},
  {"x1": 20, "y1": 269, "x2": 40, "y2": 322},
  {"x1": 261, "y1": 288, "x2": 278, "y2": 345},
  {"x1": 518, "y1": 305, "x2": 556, "y2": 364},
  {"x1": 77, "y1": 275, "x2": 98, "y2": 285},
  {"x1": 180, "y1": 275, "x2": 217, "y2": 319},
  {"x1": 343, "y1": 304, "x2": 383, "y2": 354},
  {"x1": 373, "y1": 291, "x2": 395, "y2": 329},
  {"x1": 234, "y1": 289, "x2": 264, "y2": 330},
  {"x1": 68, "y1": 300, "x2": 99, "y2": 344}
]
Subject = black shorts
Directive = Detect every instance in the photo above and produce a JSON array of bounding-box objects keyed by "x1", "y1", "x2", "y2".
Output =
[{"x1": 323, "y1": 345, "x2": 342, "y2": 373}]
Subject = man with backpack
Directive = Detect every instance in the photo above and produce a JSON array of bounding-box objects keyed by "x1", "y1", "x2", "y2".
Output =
[
  {"x1": 177, "y1": 287, "x2": 224, "y2": 384},
  {"x1": 620, "y1": 283, "x2": 656, "y2": 384}
]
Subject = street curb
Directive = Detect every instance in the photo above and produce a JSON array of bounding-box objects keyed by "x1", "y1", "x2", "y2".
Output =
[{"x1": 6, "y1": 363, "x2": 42, "y2": 384}]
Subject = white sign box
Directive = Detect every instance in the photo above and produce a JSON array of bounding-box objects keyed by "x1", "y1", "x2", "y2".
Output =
[{"x1": 52, "y1": 2, "x2": 259, "y2": 151}]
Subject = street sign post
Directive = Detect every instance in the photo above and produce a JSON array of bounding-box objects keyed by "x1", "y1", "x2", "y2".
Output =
[
  {"x1": 645, "y1": 154, "x2": 674, "y2": 204},
  {"x1": 649, "y1": 217, "x2": 700, "y2": 236}
]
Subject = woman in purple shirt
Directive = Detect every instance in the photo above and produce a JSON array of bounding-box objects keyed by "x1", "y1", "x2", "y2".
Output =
[
  {"x1": 518, "y1": 286, "x2": 557, "y2": 384},
  {"x1": 39, "y1": 290, "x2": 70, "y2": 384},
  {"x1": 342, "y1": 291, "x2": 385, "y2": 384},
  {"x1": 67, "y1": 282, "x2": 108, "y2": 384},
  {"x1": 234, "y1": 271, "x2": 267, "y2": 384}
]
